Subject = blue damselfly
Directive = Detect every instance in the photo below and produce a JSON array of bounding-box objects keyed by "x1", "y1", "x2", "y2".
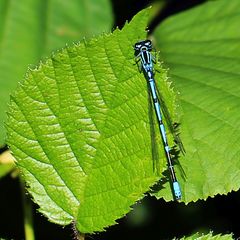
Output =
[{"x1": 134, "y1": 39, "x2": 182, "y2": 200}]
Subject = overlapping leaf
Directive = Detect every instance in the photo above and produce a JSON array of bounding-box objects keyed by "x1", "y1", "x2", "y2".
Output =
[{"x1": 154, "y1": 0, "x2": 240, "y2": 201}]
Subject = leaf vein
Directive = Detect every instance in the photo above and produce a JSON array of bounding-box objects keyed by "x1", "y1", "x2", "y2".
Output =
[
  {"x1": 19, "y1": 163, "x2": 73, "y2": 216},
  {"x1": 28, "y1": 71, "x2": 82, "y2": 203},
  {"x1": 166, "y1": 61, "x2": 240, "y2": 77},
  {"x1": 171, "y1": 73, "x2": 240, "y2": 99}
]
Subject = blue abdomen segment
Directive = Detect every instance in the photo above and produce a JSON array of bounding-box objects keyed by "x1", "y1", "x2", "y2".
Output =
[{"x1": 173, "y1": 181, "x2": 181, "y2": 200}]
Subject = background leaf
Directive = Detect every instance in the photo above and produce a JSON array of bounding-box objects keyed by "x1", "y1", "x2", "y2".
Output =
[
  {"x1": 0, "y1": 0, "x2": 112, "y2": 147},
  {"x1": 153, "y1": 0, "x2": 240, "y2": 202},
  {"x1": 0, "y1": 150, "x2": 15, "y2": 178},
  {"x1": 0, "y1": 163, "x2": 14, "y2": 179},
  {"x1": 181, "y1": 232, "x2": 233, "y2": 240},
  {"x1": 6, "y1": 8, "x2": 178, "y2": 233}
]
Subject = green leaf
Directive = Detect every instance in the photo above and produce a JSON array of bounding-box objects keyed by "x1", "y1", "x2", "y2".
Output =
[
  {"x1": 181, "y1": 232, "x2": 233, "y2": 240},
  {"x1": 6, "y1": 8, "x2": 177, "y2": 233},
  {"x1": 153, "y1": 0, "x2": 240, "y2": 202},
  {"x1": 0, "y1": 0, "x2": 113, "y2": 147}
]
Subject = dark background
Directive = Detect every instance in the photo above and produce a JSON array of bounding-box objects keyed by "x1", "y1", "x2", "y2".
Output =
[{"x1": 1, "y1": 0, "x2": 239, "y2": 239}]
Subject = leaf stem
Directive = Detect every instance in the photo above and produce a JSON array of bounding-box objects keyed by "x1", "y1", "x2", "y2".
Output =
[
  {"x1": 79, "y1": 233, "x2": 85, "y2": 240},
  {"x1": 19, "y1": 176, "x2": 35, "y2": 240},
  {"x1": 72, "y1": 221, "x2": 85, "y2": 240}
]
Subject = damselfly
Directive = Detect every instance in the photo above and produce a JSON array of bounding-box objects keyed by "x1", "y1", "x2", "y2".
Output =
[{"x1": 134, "y1": 39, "x2": 182, "y2": 200}]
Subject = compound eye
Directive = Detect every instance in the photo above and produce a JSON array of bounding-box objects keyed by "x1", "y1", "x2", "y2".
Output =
[
  {"x1": 134, "y1": 43, "x2": 141, "y2": 50},
  {"x1": 145, "y1": 41, "x2": 152, "y2": 50},
  {"x1": 145, "y1": 40, "x2": 152, "y2": 47}
]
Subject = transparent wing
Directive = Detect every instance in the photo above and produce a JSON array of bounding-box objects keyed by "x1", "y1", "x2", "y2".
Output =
[
  {"x1": 147, "y1": 84, "x2": 161, "y2": 175},
  {"x1": 155, "y1": 79, "x2": 185, "y2": 155},
  {"x1": 155, "y1": 79, "x2": 187, "y2": 180}
]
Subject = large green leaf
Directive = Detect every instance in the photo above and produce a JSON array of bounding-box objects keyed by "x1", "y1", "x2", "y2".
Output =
[
  {"x1": 154, "y1": 0, "x2": 240, "y2": 201},
  {"x1": 6, "y1": 9, "x2": 178, "y2": 233},
  {"x1": 0, "y1": 0, "x2": 112, "y2": 147}
]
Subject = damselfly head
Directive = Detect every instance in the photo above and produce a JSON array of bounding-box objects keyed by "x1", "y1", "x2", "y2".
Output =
[{"x1": 134, "y1": 40, "x2": 153, "y2": 52}]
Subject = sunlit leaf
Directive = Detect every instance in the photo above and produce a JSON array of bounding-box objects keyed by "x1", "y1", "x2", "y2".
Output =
[{"x1": 6, "y1": 8, "x2": 177, "y2": 233}]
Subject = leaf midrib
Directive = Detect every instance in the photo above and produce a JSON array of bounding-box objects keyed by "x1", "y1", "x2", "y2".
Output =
[{"x1": 9, "y1": 96, "x2": 79, "y2": 215}]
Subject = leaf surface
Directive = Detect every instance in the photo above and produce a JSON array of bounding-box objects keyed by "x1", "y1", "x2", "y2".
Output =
[
  {"x1": 6, "y1": 9, "x2": 177, "y2": 233},
  {"x1": 154, "y1": 0, "x2": 240, "y2": 201}
]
